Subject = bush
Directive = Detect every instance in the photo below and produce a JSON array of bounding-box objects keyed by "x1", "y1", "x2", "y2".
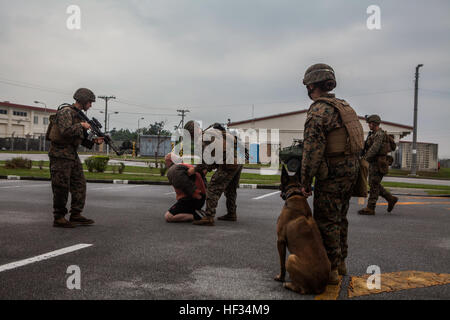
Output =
[
  {"x1": 84, "y1": 156, "x2": 109, "y2": 173},
  {"x1": 4, "y1": 157, "x2": 32, "y2": 169}
]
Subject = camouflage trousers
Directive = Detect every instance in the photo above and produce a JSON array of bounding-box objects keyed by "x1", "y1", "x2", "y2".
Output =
[
  {"x1": 205, "y1": 164, "x2": 243, "y2": 217},
  {"x1": 313, "y1": 157, "x2": 359, "y2": 269},
  {"x1": 368, "y1": 163, "x2": 392, "y2": 209},
  {"x1": 50, "y1": 157, "x2": 86, "y2": 218}
]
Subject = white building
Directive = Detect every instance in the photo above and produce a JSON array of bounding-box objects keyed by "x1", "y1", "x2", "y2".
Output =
[
  {"x1": 394, "y1": 141, "x2": 439, "y2": 171},
  {"x1": 0, "y1": 102, "x2": 57, "y2": 138},
  {"x1": 228, "y1": 109, "x2": 413, "y2": 149},
  {"x1": 228, "y1": 108, "x2": 426, "y2": 168}
]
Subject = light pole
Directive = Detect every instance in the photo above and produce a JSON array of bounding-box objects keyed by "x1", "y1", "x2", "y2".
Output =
[
  {"x1": 137, "y1": 117, "x2": 145, "y2": 154},
  {"x1": 34, "y1": 100, "x2": 48, "y2": 151},
  {"x1": 411, "y1": 64, "x2": 423, "y2": 176},
  {"x1": 100, "y1": 111, "x2": 119, "y2": 155}
]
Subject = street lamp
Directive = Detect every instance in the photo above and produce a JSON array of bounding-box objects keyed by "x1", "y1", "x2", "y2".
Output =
[
  {"x1": 411, "y1": 64, "x2": 424, "y2": 176},
  {"x1": 100, "y1": 111, "x2": 119, "y2": 132},
  {"x1": 34, "y1": 100, "x2": 48, "y2": 151}
]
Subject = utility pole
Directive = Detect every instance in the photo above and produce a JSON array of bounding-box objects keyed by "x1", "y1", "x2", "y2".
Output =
[
  {"x1": 177, "y1": 109, "x2": 190, "y2": 129},
  {"x1": 98, "y1": 95, "x2": 116, "y2": 155},
  {"x1": 410, "y1": 64, "x2": 423, "y2": 176}
]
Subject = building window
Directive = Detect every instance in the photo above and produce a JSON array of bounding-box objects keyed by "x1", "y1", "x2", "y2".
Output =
[
  {"x1": 43, "y1": 117, "x2": 49, "y2": 125},
  {"x1": 13, "y1": 111, "x2": 27, "y2": 117},
  {"x1": 34, "y1": 116, "x2": 39, "y2": 124},
  {"x1": 0, "y1": 109, "x2": 7, "y2": 115}
]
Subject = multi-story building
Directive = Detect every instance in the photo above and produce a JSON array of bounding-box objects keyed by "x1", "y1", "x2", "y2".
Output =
[
  {"x1": 394, "y1": 141, "x2": 439, "y2": 171},
  {"x1": 0, "y1": 101, "x2": 56, "y2": 138}
]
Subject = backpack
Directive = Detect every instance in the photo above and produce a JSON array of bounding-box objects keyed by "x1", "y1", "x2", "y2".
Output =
[
  {"x1": 382, "y1": 131, "x2": 397, "y2": 153},
  {"x1": 45, "y1": 104, "x2": 73, "y2": 143}
]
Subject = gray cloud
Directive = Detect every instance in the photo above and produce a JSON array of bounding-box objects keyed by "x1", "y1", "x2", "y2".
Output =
[{"x1": 0, "y1": 0, "x2": 449, "y2": 156}]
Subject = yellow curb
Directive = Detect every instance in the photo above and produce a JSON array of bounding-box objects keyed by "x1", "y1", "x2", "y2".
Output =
[
  {"x1": 348, "y1": 271, "x2": 450, "y2": 298},
  {"x1": 378, "y1": 201, "x2": 450, "y2": 206},
  {"x1": 315, "y1": 276, "x2": 343, "y2": 300}
]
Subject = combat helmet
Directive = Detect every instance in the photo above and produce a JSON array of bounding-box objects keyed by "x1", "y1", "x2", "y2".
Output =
[
  {"x1": 184, "y1": 120, "x2": 201, "y2": 137},
  {"x1": 73, "y1": 88, "x2": 96, "y2": 104},
  {"x1": 365, "y1": 114, "x2": 381, "y2": 124},
  {"x1": 303, "y1": 63, "x2": 336, "y2": 86}
]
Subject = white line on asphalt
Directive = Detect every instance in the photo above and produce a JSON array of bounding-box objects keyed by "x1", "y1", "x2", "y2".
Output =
[
  {"x1": 0, "y1": 184, "x2": 47, "y2": 189},
  {"x1": 252, "y1": 191, "x2": 280, "y2": 200},
  {"x1": 165, "y1": 192, "x2": 176, "y2": 195},
  {"x1": 89, "y1": 185, "x2": 142, "y2": 191},
  {"x1": 0, "y1": 244, "x2": 93, "y2": 273}
]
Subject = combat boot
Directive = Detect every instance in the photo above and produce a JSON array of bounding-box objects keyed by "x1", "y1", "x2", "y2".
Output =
[
  {"x1": 69, "y1": 214, "x2": 94, "y2": 226},
  {"x1": 218, "y1": 213, "x2": 237, "y2": 221},
  {"x1": 328, "y1": 269, "x2": 340, "y2": 285},
  {"x1": 193, "y1": 215, "x2": 215, "y2": 226},
  {"x1": 53, "y1": 217, "x2": 75, "y2": 228},
  {"x1": 386, "y1": 195, "x2": 398, "y2": 213},
  {"x1": 338, "y1": 261, "x2": 347, "y2": 276},
  {"x1": 358, "y1": 207, "x2": 375, "y2": 215}
]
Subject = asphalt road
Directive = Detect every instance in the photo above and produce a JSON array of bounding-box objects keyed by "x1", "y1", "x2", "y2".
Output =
[{"x1": 0, "y1": 180, "x2": 449, "y2": 300}]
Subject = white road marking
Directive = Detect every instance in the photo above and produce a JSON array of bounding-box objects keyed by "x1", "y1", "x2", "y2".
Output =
[
  {"x1": 0, "y1": 244, "x2": 92, "y2": 273},
  {"x1": 165, "y1": 192, "x2": 176, "y2": 195},
  {"x1": 89, "y1": 185, "x2": 142, "y2": 191},
  {"x1": 252, "y1": 191, "x2": 280, "y2": 200},
  {"x1": 0, "y1": 184, "x2": 47, "y2": 189}
]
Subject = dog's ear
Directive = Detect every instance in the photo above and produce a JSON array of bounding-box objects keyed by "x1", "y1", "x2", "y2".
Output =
[{"x1": 281, "y1": 165, "x2": 289, "y2": 186}]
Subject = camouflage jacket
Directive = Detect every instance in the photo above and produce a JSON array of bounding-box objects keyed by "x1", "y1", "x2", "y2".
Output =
[
  {"x1": 363, "y1": 129, "x2": 385, "y2": 163},
  {"x1": 48, "y1": 105, "x2": 94, "y2": 160},
  {"x1": 301, "y1": 93, "x2": 346, "y2": 189},
  {"x1": 197, "y1": 127, "x2": 241, "y2": 172}
]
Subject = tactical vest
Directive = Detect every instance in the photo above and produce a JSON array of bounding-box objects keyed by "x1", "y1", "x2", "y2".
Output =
[
  {"x1": 314, "y1": 97, "x2": 364, "y2": 157},
  {"x1": 203, "y1": 128, "x2": 240, "y2": 166},
  {"x1": 46, "y1": 104, "x2": 83, "y2": 146}
]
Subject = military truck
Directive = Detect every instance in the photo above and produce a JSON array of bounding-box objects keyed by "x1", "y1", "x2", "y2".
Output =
[{"x1": 279, "y1": 139, "x2": 303, "y2": 172}]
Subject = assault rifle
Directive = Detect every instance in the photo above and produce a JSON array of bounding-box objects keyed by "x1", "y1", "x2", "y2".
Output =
[
  {"x1": 75, "y1": 109, "x2": 124, "y2": 156},
  {"x1": 361, "y1": 130, "x2": 373, "y2": 158}
]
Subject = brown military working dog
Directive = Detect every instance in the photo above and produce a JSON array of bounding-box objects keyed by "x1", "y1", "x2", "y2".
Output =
[{"x1": 274, "y1": 166, "x2": 331, "y2": 294}]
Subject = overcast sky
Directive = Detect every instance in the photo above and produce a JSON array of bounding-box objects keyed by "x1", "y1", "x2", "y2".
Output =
[{"x1": 1, "y1": 0, "x2": 449, "y2": 156}]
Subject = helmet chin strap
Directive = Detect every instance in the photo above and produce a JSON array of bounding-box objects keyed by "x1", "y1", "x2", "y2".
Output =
[{"x1": 307, "y1": 85, "x2": 315, "y2": 100}]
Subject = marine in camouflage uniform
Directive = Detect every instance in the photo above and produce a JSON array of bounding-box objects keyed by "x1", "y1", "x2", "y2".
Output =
[
  {"x1": 184, "y1": 121, "x2": 243, "y2": 226},
  {"x1": 47, "y1": 88, "x2": 103, "y2": 228},
  {"x1": 300, "y1": 64, "x2": 364, "y2": 284},
  {"x1": 358, "y1": 115, "x2": 398, "y2": 215}
]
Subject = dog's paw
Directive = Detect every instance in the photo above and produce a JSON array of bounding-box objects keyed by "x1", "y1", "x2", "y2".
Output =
[{"x1": 274, "y1": 274, "x2": 285, "y2": 282}]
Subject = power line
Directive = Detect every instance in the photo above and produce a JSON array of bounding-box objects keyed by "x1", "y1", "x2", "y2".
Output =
[{"x1": 422, "y1": 89, "x2": 450, "y2": 95}]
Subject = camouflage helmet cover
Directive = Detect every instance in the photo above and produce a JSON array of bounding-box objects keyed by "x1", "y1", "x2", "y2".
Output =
[
  {"x1": 303, "y1": 63, "x2": 336, "y2": 86},
  {"x1": 73, "y1": 88, "x2": 96, "y2": 104},
  {"x1": 365, "y1": 114, "x2": 381, "y2": 124}
]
